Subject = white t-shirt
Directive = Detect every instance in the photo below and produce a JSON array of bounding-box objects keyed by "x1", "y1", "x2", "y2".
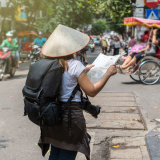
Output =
[
  {"x1": 114, "y1": 41, "x2": 121, "y2": 48},
  {"x1": 60, "y1": 59, "x2": 85, "y2": 102}
]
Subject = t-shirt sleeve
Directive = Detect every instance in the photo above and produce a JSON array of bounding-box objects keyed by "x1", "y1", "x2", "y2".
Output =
[
  {"x1": 0, "y1": 40, "x2": 6, "y2": 47},
  {"x1": 34, "y1": 38, "x2": 37, "y2": 43},
  {"x1": 73, "y1": 60, "x2": 85, "y2": 78}
]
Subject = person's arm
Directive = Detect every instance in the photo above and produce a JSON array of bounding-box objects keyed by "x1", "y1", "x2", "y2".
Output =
[
  {"x1": 127, "y1": 40, "x2": 130, "y2": 47},
  {"x1": 106, "y1": 40, "x2": 108, "y2": 47},
  {"x1": 30, "y1": 38, "x2": 37, "y2": 47},
  {"x1": 138, "y1": 44, "x2": 150, "y2": 53},
  {"x1": 78, "y1": 65, "x2": 117, "y2": 97},
  {"x1": 0, "y1": 40, "x2": 6, "y2": 47},
  {"x1": 152, "y1": 29, "x2": 158, "y2": 45},
  {"x1": 11, "y1": 39, "x2": 18, "y2": 50}
]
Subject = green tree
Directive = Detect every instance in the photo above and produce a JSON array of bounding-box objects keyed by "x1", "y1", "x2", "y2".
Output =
[
  {"x1": 88, "y1": 0, "x2": 133, "y2": 34},
  {"x1": 37, "y1": 0, "x2": 93, "y2": 33},
  {"x1": 0, "y1": 0, "x2": 18, "y2": 35},
  {"x1": 20, "y1": 0, "x2": 44, "y2": 30},
  {"x1": 92, "y1": 19, "x2": 107, "y2": 35}
]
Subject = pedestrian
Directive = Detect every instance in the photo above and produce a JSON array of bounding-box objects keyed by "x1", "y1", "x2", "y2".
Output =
[
  {"x1": 81, "y1": 46, "x2": 88, "y2": 64},
  {"x1": 128, "y1": 36, "x2": 137, "y2": 48},
  {"x1": 38, "y1": 24, "x2": 117, "y2": 160},
  {"x1": 113, "y1": 36, "x2": 121, "y2": 56},
  {"x1": 101, "y1": 37, "x2": 108, "y2": 55},
  {"x1": 106, "y1": 36, "x2": 111, "y2": 53},
  {"x1": 14, "y1": 32, "x2": 21, "y2": 69}
]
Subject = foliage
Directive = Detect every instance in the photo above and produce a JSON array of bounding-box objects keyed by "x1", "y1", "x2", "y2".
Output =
[
  {"x1": 37, "y1": 0, "x2": 93, "y2": 33},
  {"x1": 20, "y1": 0, "x2": 44, "y2": 29},
  {"x1": 88, "y1": 0, "x2": 133, "y2": 34},
  {"x1": 92, "y1": 19, "x2": 107, "y2": 35},
  {"x1": 0, "y1": 0, "x2": 93, "y2": 34},
  {"x1": 0, "y1": 0, "x2": 15, "y2": 31},
  {"x1": 0, "y1": 0, "x2": 133, "y2": 35}
]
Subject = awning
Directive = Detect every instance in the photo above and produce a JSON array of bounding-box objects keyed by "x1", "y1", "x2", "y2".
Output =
[
  {"x1": 18, "y1": 31, "x2": 37, "y2": 36},
  {"x1": 124, "y1": 17, "x2": 160, "y2": 29}
]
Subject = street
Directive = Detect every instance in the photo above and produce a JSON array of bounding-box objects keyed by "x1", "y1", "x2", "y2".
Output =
[{"x1": 0, "y1": 46, "x2": 160, "y2": 160}]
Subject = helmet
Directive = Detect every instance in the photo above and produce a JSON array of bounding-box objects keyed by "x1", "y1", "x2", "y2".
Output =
[
  {"x1": 38, "y1": 31, "x2": 42, "y2": 35},
  {"x1": 6, "y1": 31, "x2": 14, "y2": 37}
]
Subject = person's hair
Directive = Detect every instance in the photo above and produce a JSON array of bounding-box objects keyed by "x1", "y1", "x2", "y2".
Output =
[
  {"x1": 156, "y1": 29, "x2": 160, "y2": 39},
  {"x1": 144, "y1": 30, "x2": 149, "y2": 35},
  {"x1": 115, "y1": 37, "x2": 119, "y2": 41},
  {"x1": 139, "y1": 38, "x2": 144, "y2": 42},
  {"x1": 131, "y1": 36, "x2": 134, "y2": 39},
  {"x1": 47, "y1": 54, "x2": 74, "y2": 73}
]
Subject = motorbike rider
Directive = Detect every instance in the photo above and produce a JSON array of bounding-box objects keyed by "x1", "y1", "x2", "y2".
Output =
[
  {"x1": 31, "y1": 31, "x2": 47, "y2": 47},
  {"x1": 90, "y1": 37, "x2": 95, "y2": 44},
  {"x1": 0, "y1": 31, "x2": 18, "y2": 71}
]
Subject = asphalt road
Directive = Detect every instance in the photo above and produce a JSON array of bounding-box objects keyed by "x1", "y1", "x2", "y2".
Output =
[{"x1": 0, "y1": 46, "x2": 159, "y2": 160}]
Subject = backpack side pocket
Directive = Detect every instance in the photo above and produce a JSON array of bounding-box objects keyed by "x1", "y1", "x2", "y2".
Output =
[{"x1": 24, "y1": 98, "x2": 40, "y2": 126}]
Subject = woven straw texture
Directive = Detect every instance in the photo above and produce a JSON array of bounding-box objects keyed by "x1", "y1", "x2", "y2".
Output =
[{"x1": 42, "y1": 24, "x2": 90, "y2": 57}]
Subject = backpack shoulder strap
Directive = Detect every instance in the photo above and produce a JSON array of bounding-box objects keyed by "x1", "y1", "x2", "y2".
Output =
[
  {"x1": 63, "y1": 84, "x2": 80, "y2": 110},
  {"x1": 26, "y1": 59, "x2": 58, "y2": 91},
  {"x1": 63, "y1": 84, "x2": 81, "y2": 138}
]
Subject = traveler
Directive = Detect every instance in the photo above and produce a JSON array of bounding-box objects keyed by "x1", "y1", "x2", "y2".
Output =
[{"x1": 38, "y1": 24, "x2": 117, "y2": 160}]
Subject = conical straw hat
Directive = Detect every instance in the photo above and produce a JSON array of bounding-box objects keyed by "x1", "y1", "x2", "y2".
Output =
[{"x1": 42, "y1": 24, "x2": 90, "y2": 57}]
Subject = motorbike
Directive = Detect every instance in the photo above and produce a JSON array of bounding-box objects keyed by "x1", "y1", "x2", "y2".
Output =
[
  {"x1": 89, "y1": 42, "x2": 95, "y2": 52},
  {"x1": 0, "y1": 47, "x2": 16, "y2": 80},
  {"x1": 29, "y1": 45, "x2": 41, "y2": 68},
  {"x1": 18, "y1": 31, "x2": 38, "y2": 62}
]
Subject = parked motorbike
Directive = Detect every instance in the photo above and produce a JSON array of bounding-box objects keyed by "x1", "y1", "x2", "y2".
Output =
[
  {"x1": 29, "y1": 45, "x2": 41, "y2": 68},
  {"x1": 0, "y1": 47, "x2": 16, "y2": 80}
]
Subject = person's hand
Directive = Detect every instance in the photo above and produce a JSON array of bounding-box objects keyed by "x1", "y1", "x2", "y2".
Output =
[
  {"x1": 107, "y1": 65, "x2": 117, "y2": 76},
  {"x1": 85, "y1": 64, "x2": 95, "y2": 73}
]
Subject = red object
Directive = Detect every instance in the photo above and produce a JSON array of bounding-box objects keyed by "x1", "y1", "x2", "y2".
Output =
[
  {"x1": 142, "y1": 34, "x2": 149, "y2": 39},
  {"x1": 76, "y1": 51, "x2": 82, "y2": 56},
  {"x1": 42, "y1": 33, "x2": 51, "y2": 38},
  {"x1": 145, "y1": 0, "x2": 159, "y2": 8},
  {"x1": 24, "y1": 42, "x2": 32, "y2": 52},
  {"x1": 156, "y1": 48, "x2": 160, "y2": 58},
  {"x1": 124, "y1": 17, "x2": 160, "y2": 28},
  {"x1": 0, "y1": 51, "x2": 11, "y2": 59}
]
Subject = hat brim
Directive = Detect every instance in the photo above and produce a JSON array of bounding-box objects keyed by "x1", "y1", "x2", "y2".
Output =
[
  {"x1": 42, "y1": 34, "x2": 90, "y2": 58},
  {"x1": 42, "y1": 24, "x2": 90, "y2": 57}
]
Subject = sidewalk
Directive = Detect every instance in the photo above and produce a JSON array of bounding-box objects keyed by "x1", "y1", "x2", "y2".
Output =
[
  {"x1": 76, "y1": 92, "x2": 150, "y2": 160},
  {"x1": 0, "y1": 67, "x2": 152, "y2": 160}
]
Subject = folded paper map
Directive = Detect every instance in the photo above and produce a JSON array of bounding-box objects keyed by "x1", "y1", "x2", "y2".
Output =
[{"x1": 87, "y1": 53, "x2": 120, "y2": 83}]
